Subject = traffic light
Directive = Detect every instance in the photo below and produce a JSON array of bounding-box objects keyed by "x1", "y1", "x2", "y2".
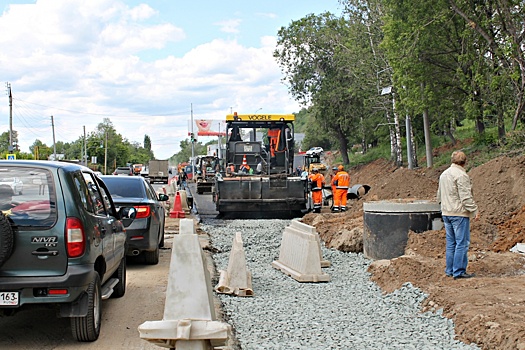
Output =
[{"x1": 190, "y1": 133, "x2": 195, "y2": 142}]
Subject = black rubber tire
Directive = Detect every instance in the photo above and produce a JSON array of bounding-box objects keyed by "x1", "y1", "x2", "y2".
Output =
[
  {"x1": 111, "y1": 256, "x2": 126, "y2": 298},
  {"x1": 143, "y1": 244, "x2": 159, "y2": 265},
  {"x1": 71, "y1": 274, "x2": 101, "y2": 342},
  {"x1": 159, "y1": 225, "x2": 165, "y2": 248},
  {"x1": 0, "y1": 213, "x2": 14, "y2": 267}
]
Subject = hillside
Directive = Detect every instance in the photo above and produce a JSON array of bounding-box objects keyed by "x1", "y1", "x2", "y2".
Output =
[{"x1": 301, "y1": 153, "x2": 525, "y2": 349}]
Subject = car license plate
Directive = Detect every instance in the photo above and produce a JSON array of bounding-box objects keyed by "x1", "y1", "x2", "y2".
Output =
[{"x1": 0, "y1": 291, "x2": 19, "y2": 306}]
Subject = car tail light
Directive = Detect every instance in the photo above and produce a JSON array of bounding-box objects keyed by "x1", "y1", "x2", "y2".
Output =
[
  {"x1": 135, "y1": 205, "x2": 151, "y2": 219},
  {"x1": 48, "y1": 289, "x2": 68, "y2": 295},
  {"x1": 66, "y1": 217, "x2": 85, "y2": 258}
]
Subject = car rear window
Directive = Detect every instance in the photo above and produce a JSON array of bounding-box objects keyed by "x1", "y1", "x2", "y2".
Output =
[
  {"x1": 103, "y1": 178, "x2": 144, "y2": 198},
  {"x1": 0, "y1": 166, "x2": 57, "y2": 227}
]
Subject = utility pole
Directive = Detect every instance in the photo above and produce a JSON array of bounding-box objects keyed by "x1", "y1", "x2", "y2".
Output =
[
  {"x1": 51, "y1": 115, "x2": 57, "y2": 160},
  {"x1": 217, "y1": 121, "x2": 221, "y2": 159},
  {"x1": 104, "y1": 131, "x2": 108, "y2": 175},
  {"x1": 83, "y1": 126, "x2": 87, "y2": 166},
  {"x1": 190, "y1": 103, "x2": 195, "y2": 181},
  {"x1": 6, "y1": 82, "x2": 13, "y2": 152}
]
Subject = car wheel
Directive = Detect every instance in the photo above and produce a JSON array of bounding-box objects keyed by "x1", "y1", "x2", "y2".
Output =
[
  {"x1": 111, "y1": 256, "x2": 126, "y2": 298},
  {"x1": 143, "y1": 244, "x2": 159, "y2": 265},
  {"x1": 71, "y1": 274, "x2": 102, "y2": 342},
  {"x1": 0, "y1": 213, "x2": 14, "y2": 267},
  {"x1": 159, "y1": 226, "x2": 165, "y2": 248}
]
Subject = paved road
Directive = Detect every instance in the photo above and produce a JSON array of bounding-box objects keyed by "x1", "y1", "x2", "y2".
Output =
[{"x1": 0, "y1": 238, "x2": 174, "y2": 350}]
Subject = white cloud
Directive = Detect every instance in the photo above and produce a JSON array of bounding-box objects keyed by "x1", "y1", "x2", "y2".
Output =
[
  {"x1": 127, "y1": 3, "x2": 157, "y2": 21},
  {"x1": 256, "y1": 12, "x2": 278, "y2": 19},
  {"x1": 0, "y1": 0, "x2": 303, "y2": 160},
  {"x1": 214, "y1": 18, "x2": 241, "y2": 34}
]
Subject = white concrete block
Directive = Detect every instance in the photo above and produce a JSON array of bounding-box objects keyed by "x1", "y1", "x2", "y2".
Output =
[
  {"x1": 138, "y1": 219, "x2": 231, "y2": 348},
  {"x1": 272, "y1": 221, "x2": 330, "y2": 282},
  {"x1": 290, "y1": 220, "x2": 330, "y2": 268},
  {"x1": 179, "y1": 190, "x2": 191, "y2": 214},
  {"x1": 215, "y1": 232, "x2": 254, "y2": 297}
]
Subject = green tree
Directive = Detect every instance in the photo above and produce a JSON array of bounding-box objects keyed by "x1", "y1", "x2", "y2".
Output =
[
  {"x1": 275, "y1": 11, "x2": 382, "y2": 165},
  {"x1": 29, "y1": 139, "x2": 52, "y2": 160},
  {"x1": 448, "y1": 0, "x2": 525, "y2": 129},
  {"x1": 173, "y1": 139, "x2": 206, "y2": 165},
  {"x1": 0, "y1": 130, "x2": 20, "y2": 153}
]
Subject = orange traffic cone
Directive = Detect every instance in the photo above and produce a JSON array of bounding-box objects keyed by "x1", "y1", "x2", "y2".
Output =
[
  {"x1": 242, "y1": 154, "x2": 248, "y2": 169},
  {"x1": 169, "y1": 191, "x2": 185, "y2": 218}
]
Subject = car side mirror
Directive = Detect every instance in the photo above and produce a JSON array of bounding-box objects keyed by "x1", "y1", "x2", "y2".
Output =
[
  {"x1": 119, "y1": 207, "x2": 137, "y2": 227},
  {"x1": 158, "y1": 193, "x2": 169, "y2": 202}
]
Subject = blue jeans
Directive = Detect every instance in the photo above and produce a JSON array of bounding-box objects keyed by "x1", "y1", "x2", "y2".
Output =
[{"x1": 443, "y1": 216, "x2": 471, "y2": 277}]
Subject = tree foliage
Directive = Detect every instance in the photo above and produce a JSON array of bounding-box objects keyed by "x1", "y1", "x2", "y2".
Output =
[
  {"x1": 275, "y1": 12, "x2": 380, "y2": 165},
  {"x1": 273, "y1": 0, "x2": 524, "y2": 167}
]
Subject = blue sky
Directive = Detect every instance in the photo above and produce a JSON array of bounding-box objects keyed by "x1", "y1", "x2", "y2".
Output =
[{"x1": 0, "y1": 0, "x2": 342, "y2": 160}]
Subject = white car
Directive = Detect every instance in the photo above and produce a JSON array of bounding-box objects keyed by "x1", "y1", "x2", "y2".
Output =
[
  {"x1": 0, "y1": 177, "x2": 23, "y2": 195},
  {"x1": 306, "y1": 147, "x2": 324, "y2": 155}
]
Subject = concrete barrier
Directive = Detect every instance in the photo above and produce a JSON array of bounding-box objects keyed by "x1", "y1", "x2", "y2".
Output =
[
  {"x1": 215, "y1": 232, "x2": 254, "y2": 297},
  {"x1": 138, "y1": 219, "x2": 231, "y2": 348},
  {"x1": 271, "y1": 220, "x2": 330, "y2": 282},
  {"x1": 166, "y1": 180, "x2": 178, "y2": 197},
  {"x1": 179, "y1": 190, "x2": 191, "y2": 214}
]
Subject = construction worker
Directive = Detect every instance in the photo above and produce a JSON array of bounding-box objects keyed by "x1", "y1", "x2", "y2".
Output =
[
  {"x1": 240, "y1": 163, "x2": 251, "y2": 174},
  {"x1": 308, "y1": 167, "x2": 325, "y2": 213},
  {"x1": 226, "y1": 163, "x2": 235, "y2": 177},
  {"x1": 332, "y1": 165, "x2": 350, "y2": 212},
  {"x1": 300, "y1": 166, "x2": 308, "y2": 180},
  {"x1": 330, "y1": 166, "x2": 338, "y2": 192},
  {"x1": 268, "y1": 127, "x2": 280, "y2": 165}
]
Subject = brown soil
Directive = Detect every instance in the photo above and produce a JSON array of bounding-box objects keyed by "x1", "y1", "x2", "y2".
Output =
[{"x1": 301, "y1": 155, "x2": 525, "y2": 350}]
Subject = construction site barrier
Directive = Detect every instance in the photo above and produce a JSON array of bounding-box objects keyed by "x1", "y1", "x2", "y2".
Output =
[
  {"x1": 169, "y1": 191, "x2": 185, "y2": 218},
  {"x1": 166, "y1": 180, "x2": 178, "y2": 197},
  {"x1": 215, "y1": 232, "x2": 254, "y2": 297},
  {"x1": 179, "y1": 190, "x2": 191, "y2": 214},
  {"x1": 138, "y1": 219, "x2": 231, "y2": 349},
  {"x1": 271, "y1": 220, "x2": 330, "y2": 282}
]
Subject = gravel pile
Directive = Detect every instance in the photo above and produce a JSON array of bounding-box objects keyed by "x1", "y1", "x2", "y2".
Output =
[{"x1": 201, "y1": 218, "x2": 479, "y2": 350}]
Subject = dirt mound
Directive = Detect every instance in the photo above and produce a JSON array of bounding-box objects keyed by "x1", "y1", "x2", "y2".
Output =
[{"x1": 301, "y1": 154, "x2": 525, "y2": 350}]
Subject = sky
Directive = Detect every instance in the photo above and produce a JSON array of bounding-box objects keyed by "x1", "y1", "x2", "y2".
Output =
[{"x1": 0, "y1": 0, "x2": 342, "y2": 160}]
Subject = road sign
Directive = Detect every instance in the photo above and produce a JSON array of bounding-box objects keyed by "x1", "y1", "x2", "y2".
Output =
[{"x1": 6, "y1": 154, "x2": 16, "y2": 160}]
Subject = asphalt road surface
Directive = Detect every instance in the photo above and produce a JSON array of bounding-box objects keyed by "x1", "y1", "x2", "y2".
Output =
[{"x1": 0, "y1": 238, "x2": 173, "y2": 350}]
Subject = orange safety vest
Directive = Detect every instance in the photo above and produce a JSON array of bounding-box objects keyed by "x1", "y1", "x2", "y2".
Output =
[
  {"x1": 308, "y1": 173, "x2": 325, "y2": 191},
  {"x1": 268, "y1": 129, "x2": 280, "y2": 157},
  {"x1": 333, "y1": 171, "x2": 350, "y2": 189}
]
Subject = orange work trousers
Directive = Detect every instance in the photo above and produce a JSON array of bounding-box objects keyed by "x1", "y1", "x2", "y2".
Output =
[
  {"x1": 334, "y1": 188, "x2": 348, "y2": 208},
  {"x1": 312, "y1": 190, "x2": 323, "y2": 206}
]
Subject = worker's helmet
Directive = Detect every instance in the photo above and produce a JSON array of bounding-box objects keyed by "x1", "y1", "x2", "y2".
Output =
[
  {"x1": 338, "y1": 165, "x2": 344, "y2": 171},
  {"x1": 312, "y1": 167, "x2": 318, "y2": 172}
]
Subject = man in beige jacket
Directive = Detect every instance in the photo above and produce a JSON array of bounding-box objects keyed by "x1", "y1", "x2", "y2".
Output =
[{"x1": 437, "y1": 151, "x2": 479, "y2": 279}]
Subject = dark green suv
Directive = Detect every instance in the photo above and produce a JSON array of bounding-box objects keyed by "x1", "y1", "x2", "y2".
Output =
[{"x1": 0, "y1": 160, "x2": 136, "y2": 342}]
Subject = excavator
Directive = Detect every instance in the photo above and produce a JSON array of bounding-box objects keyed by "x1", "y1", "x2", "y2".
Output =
[{"x1": 213, "y1": 112, "x2": 308, "y2": 218}]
